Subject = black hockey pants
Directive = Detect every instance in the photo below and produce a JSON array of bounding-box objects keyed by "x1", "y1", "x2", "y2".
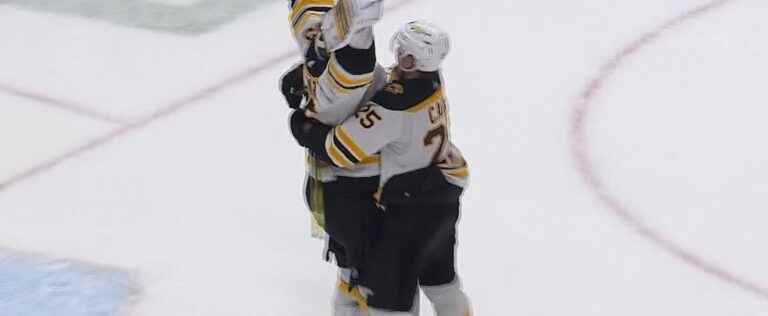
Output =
[
  {"x1": 305, "y1": 175, "x2": 381, "y2": 273},
  {"x1": 361, "y1": 166, "x2": 463, "y2": 312}
]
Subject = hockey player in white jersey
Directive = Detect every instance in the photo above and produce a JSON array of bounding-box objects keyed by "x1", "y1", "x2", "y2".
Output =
[
  {"x1": 289, "y1": 20, "x2": 473, "y2": 316},
  {"x1": 279, "y1": 0, "x2": 386, "y2": 315}
]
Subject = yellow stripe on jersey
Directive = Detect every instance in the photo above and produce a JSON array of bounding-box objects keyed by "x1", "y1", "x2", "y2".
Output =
[
  {"x1": 446, "y1": 167, "x2": 469, "y2": 178},
  {"x1": 334, "y1": 127, "x2": 367, "y2": 161},
  {"x1": 360, "y1": 155, "x2": 380, "y2": 165},
  {"x1": 327, "y1": 54, "x2": 374, "y2": 89},
  {"x1": 406, "y1": 89, "x2": 444, "y2": 113},
  {"x1": 324, "y1": 74, "x2": 354, "y2": 96},
  {"x1": 289, "y1": 0, "x2": 333, "y2": 24},
  {"x1": 292, "y1": 11, "x2": 325, "y2": 38},
  {"x1": 325, "y1": 132, "x2": 354, "y2": 168}
]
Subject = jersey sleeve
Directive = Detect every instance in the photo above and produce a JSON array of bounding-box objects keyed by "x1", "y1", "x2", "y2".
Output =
[
  {"x1": 310, "y1": 42, "x2": 377, "y2": 123},
  {"x1": 321, "y1": 101, "x2": 403, "y2": 168},
  {"x1": 317, "y1": 79, "x2": 435, "y2": 168}
]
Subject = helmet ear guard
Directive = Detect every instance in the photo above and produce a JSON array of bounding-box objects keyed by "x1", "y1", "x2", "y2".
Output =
[{"x1": 389, "y1": 20, "x2": 451, "y2": 72}]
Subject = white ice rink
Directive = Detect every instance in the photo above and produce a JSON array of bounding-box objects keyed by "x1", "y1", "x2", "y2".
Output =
[{"x1": 1, "y1": 0, "x2": 767, "y2": 315}]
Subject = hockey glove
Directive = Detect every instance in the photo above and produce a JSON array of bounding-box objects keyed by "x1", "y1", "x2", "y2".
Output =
[
  {"x1": 321, "y1": 0, "x2": 383, "y2": 51},
  {"x1": 290, "y1": 110, "x2": 333, "y2": 157},
  {"x1": 280, "y1": 62, "x2": 305, "y2": 109}
]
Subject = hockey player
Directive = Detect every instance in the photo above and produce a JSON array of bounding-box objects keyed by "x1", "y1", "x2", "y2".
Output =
[
  {"x1": 289, "y1": 20, "x2": 473, "y2": 316},
  {"x1": 280, "y1": 0, "x2": 386, "y2": 314}
]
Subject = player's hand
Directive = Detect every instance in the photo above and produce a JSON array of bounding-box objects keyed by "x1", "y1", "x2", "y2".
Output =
[
  {"x1": 280, "y1": 62, "x2": 305, "y2": 109},
  {"x1": 290, "y1": 109, "x2": 332, "y2": 151},
  {"x1": 352, "y1": 0, "x2": 384, "y2": 29},
  {"x1": 290, "y1": 109, "x2": 316, "y2": 149}
]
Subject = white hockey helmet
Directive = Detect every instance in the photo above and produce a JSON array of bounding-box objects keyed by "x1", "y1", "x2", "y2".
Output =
[{"x1": 389, "y1": 20, "x2": 451, "y2": 72}]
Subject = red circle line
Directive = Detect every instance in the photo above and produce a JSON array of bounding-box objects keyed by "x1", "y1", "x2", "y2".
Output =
[{"x1": 570, "y1": 0, "x2": 768, "y2": 303}]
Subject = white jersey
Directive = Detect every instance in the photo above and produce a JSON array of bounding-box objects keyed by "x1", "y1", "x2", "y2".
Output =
[
  {"x1": 319, "y1": 71, "x2": 469, "y2": 189},
  {"x1": 288, "y1": 0, "x2": 385, "y2": 180}
]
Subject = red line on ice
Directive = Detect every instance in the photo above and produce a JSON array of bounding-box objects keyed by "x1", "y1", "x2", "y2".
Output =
[
  {"x1": 0, "y1": 0, "x2": 417, "y2": 192},
  {"x1": 570, "y1": 0, "x2": 768, "y2": 302},
  {"x1": 0, "y1": 51, "x2": 296, "y2": 192},
  {"x1": 0, "y1": 84, "x2": 127, "y2": 125}
]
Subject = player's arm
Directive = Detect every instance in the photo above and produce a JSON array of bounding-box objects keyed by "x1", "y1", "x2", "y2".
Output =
[
  {"x1": 311, "y1": 43, "x2": 377, "y2": 113},
  {"x1": 312, "y1": 77, "x2": 443, "y2": 165},
  {"x1": 310, "y1": 0, "x2": 381, "y2": 115},
  {"x1": 277, "y1": 41, "x2": 376, "y2": 111},
  {"x1": 290, "y1": 92, "x2": 403, "y2": 168}
]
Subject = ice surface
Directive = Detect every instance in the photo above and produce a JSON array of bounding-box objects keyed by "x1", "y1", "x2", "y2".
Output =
[
  {"x1": 0, "y1": 93, "x2": 115, "y2": 182},
  {"x1": 0, "y1": 0, "x2": 766, "y2": 315},
  {"x1": 0, "y1": 250, "x2": 137, "y2": 316}
]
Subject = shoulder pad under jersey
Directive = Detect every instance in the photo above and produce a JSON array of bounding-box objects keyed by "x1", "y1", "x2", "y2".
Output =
[{"x1": 372, "y1": 73, "x2": 442, "y2": 111}]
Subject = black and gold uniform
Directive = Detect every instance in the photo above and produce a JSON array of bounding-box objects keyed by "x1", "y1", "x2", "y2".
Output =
[
  {"x1": 290, "y1": 69, "x2": 470, "y2": 312},
  {"x1": 283, "y1": 0, "x2": 386, "y2": 274}
]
